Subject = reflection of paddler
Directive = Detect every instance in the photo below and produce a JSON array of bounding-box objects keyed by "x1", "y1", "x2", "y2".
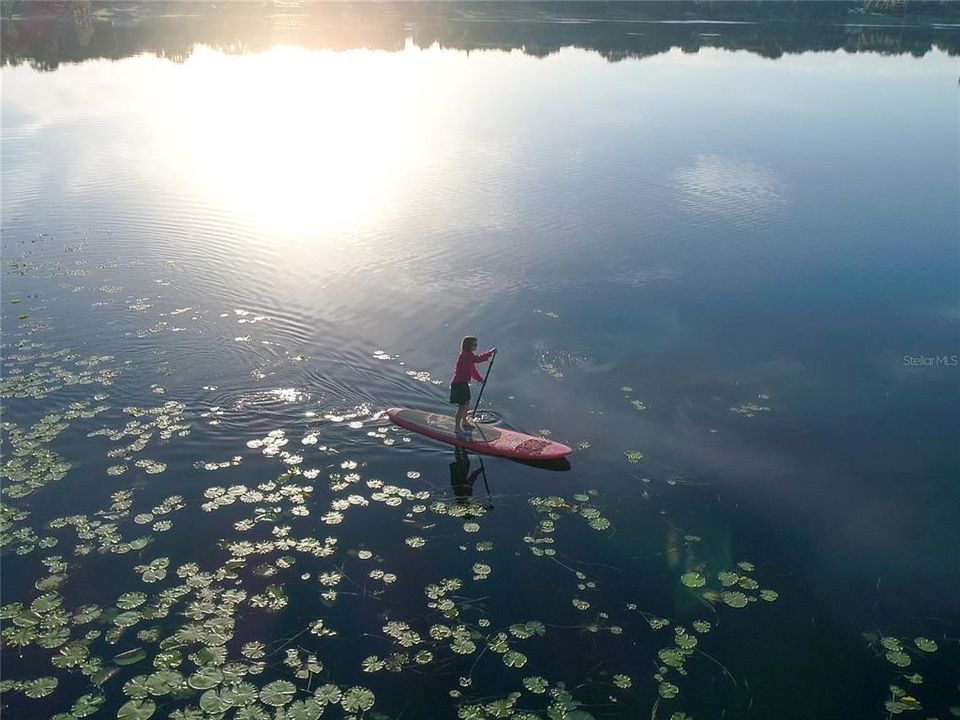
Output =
[{"x1": 450, "y1": 447, "x2": 482, "y2": 505}]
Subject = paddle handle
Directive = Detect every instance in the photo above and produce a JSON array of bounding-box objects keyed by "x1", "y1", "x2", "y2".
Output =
[{"x1": 471, "y1": 349, "x2": 497, "y2": 416}]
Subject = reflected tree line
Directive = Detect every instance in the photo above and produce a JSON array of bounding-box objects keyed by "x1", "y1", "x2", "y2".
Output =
[{"x1": 2, "y1": 0, "x2": 958, "y2": 72}]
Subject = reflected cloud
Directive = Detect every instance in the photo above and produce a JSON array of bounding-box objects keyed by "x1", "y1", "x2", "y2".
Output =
[{"x1": 672, "y1": 154, "x2": 786, "y2": 225}]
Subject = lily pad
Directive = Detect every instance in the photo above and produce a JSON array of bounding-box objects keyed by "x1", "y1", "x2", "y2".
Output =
[
  {"x1": 188, "y1": 666, "x2": 223, "y2": 690},
  {"x1": 314, "y1": 685, "x2": 341, "y2": 705},
  {"x1": 199, "y1": 689, "x2": 230, "y2": 714},
  {"x1": 886, "y1": 651, "x2": 912, "y2": 668},
  {"x1": 341, "y1": 686, "x2": 375, "y2": 712},
  {"x1": 503, "y1": 650, "x2": 528, "y2": 668},
  {"x1": 721, "y1": 591, "x2": 749, "y2": 608},
  {"x1": 71, "y1": 693, "x2": 105, "y2": 717},
  {"x1": 117, "y1": 699, "x2": 156, "y2": 720},
  {"x1": 144, "y1": 670, "x2": 182, "y2": 696},
  {"x1": 523, "y1": 676, "x2": 549, "y2": 694},
  {"x1": 23, "y1": 676, "x2": 58, "y2": 698},
  {"x1": 114, "y1": 648, "x2": 147, "y2": 666},
  {"x1": 260, "y1": 680, "x2": 296, "y2": 707},
  {"x1": 659, "y1": 682, "x2": 679, "y2": 699},
  {"x1": 717, "y1": 571, "x2": 739, "y2": 587}
]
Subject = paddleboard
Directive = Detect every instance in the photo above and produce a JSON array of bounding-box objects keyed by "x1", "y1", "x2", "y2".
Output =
[{"x1": 387, "y1": 408, "x2": 572, "y2": 461}]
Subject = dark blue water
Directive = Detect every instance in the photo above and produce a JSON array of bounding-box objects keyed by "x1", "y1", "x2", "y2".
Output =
[{"x1": 2, "y1": 6, "x2": 958, "y2": 720}]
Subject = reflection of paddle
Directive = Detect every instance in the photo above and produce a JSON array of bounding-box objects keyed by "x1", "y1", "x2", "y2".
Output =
[
  {"x1": 471, "y1": 348, "x2": 497, "y2": 419},
  {"x1": 477, "y1": 455, "x2": 493, "y2": 510}
]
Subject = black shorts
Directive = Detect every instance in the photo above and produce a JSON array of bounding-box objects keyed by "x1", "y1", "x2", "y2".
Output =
[{"x1": 449, "y1": 382, "x2": 470, "y2": 405}]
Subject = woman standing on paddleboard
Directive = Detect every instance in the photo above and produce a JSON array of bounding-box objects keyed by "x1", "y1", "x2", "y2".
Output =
[{"x1": 450, "y1": 336, "x2": 496, "y2": 433}]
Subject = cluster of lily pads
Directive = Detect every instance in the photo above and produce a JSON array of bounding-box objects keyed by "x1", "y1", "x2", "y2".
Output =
[
  {"x1": 728, "y1": 394, "x2": 771, "y2": 417},
  {"x1": 3, "y1": 304, "x2": 956, "y2": 720},
  {"x1": 0, "y1": 344, "x2": 121, "y2": 400},
  {"x1": 87, "y1": 400, "x2": 191, "y2": 466},
  {"x1": 533, "y1": 341, "x2": 589, "y2": 381},
  {"x1": 619, "y1": 387, "x2": 647, "y2": 412},
  {"x1": 1, "y1": 349, "x2": 121, "y2": 560},
  {"x1": 369, "y1": 347, "x2": 443, "y2": 387},
  {"x1": 679, "y1": 561, "x2": 778, "y2": 609},
  {"x1": 864, "y1": 631, "x2": 948, "y2": 716}
]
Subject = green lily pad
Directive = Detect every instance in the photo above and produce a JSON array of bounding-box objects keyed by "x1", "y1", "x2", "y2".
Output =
[
  {"x1": 886, "y1": 651, "x2": 912, "y2": 667},
  {"x1": 71, "y1": 693, "x2": 105, "y2": 717},
  {"x1": 114, "y1": 611, "x2": 142, "y2": 628},
  {"x1": 123, "y1": 676, "x2": 151, "y2": 700},
  {"x1": 717, "y1": 571, "x2": 739, "y2": 587},
  {"x1": 341, "y1": 686, "x2": 375, "y2": 712},
  {"x1": 199, "y1": 689, "x2": 230, "y2": 714},
  {"x1": 23, "y1": 676, "x2": 58, "y2": 698},
  {"x1": 187, "y1": 666, "x2": 223, "y2": 690},
  {"x1": 116, "y1": 592, "x2": 147, "y2": 610},
  {"x1": 314, "y1": 685, "x2": 341, "y2": 704},
  {"x1": 114, "y1": 648, "x2": 147, "y2": 666},
  {"x1": 117, "y1": 699, "x2": 156, "y2": 720},
  {"x1": 260, "y1": 680, "x2": 296, "y2": 707},
  {"x1": 144, "y1": 670, "x2": 182, "y2": 696},
  {"x1": 286, "y1": 699, "x2": 324, "y2": 720},
  {"x1": 523, "y1": 676, "x2": 549, "y2": 694},
  {"x1": 451, "y1": 637, "x2": 477, "y2": 655},
  {"x1": 503, "y1": 650, "x2": 528, "y2": 668},
  {"x1": 658, "y1": 647, "x2": 685, "y2": 669},
  {"x1": 881, "y1": 637, "x2": 902, "y2": 652},
  {"x1": 659, "y1": 682, "x2": 679, "y2": 699},
  {"x1": 414, "y1": 649, "x2": 433, "y2": 664},
  {"x1": 721, "y1": 591, "x2": 749, "y2": 608},
  {"x1": 680, "y1": 572, "x2": 705, "y2": 588},
  {"x1": 914, "y1": 637, "x2": 938, "y2": 653},
  {"x1": 221, "y1": 682, "x2": 258, "y2": 707}
]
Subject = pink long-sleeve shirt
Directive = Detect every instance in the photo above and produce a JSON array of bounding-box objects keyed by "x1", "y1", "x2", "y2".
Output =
[{"x1": 452, "y1": 349, "x2": 494, "y2": 383}]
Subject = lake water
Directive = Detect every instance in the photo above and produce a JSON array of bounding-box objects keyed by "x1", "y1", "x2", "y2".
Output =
[{"x1": 2, "y1": 4, "x2": 958, "y2": 720}]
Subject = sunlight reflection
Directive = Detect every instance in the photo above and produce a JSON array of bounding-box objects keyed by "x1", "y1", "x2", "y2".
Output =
[{"x1": 171, "y1": 45, "x2": 440, "y2": 236}]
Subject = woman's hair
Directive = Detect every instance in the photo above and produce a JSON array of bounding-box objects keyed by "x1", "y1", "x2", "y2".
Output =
[{"x1": 461, "y1": 335, "x2": 478, "y2": 352}]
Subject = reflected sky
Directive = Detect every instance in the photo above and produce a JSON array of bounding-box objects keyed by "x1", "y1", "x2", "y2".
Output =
[{"x1": 4, "y1": 41, "x2": 955, "y2": 254}]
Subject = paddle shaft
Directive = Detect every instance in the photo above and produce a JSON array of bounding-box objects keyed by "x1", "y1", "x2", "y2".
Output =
[{"x1": 471, "y1": 349, "x2": 497, "y2": 416}]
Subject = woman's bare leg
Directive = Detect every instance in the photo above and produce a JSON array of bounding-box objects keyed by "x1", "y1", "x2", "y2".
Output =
[{"x1": 456, "y1": 403, "x2": 473, "y2": 430}]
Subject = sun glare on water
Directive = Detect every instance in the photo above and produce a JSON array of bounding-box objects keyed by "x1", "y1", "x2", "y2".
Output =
[{"x1": 170, "y1": 45, "x2": 440, "y2": 236}]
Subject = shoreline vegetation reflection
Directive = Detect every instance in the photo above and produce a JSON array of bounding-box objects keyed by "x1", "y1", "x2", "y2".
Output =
[{"x1": 2, "y1": 0, "x2": 958, "y2": 72}]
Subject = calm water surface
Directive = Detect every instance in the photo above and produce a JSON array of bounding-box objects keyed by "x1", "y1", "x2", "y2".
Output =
[{"x1": 2, "y1": 7, "x2": 958, "y2": 720}]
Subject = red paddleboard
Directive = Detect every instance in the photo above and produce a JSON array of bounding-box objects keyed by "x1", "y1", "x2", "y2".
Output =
[{"x1": 387, "y1": 408, "x2": 572, "y2": 461}]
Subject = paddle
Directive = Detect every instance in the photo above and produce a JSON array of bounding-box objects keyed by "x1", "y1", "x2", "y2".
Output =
[{"x1": 471, "y1": 348, "x2": 497, "y2": 419}]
